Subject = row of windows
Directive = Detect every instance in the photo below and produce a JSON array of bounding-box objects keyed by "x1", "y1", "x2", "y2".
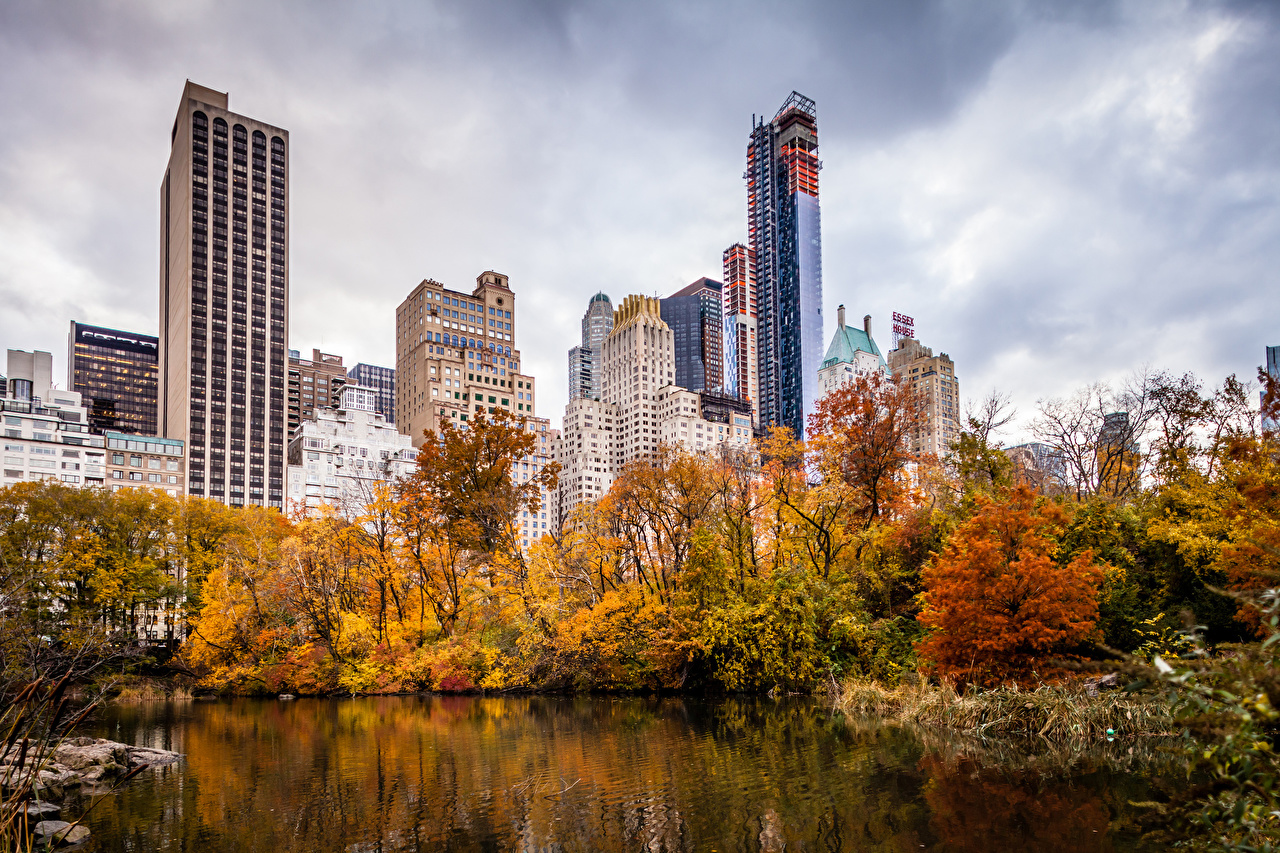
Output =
[{"x1": 110, "y1": 471, "x2": 181, "y2": 484}]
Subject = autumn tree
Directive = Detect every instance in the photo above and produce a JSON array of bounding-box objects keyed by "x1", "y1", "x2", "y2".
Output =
[
  {"x1": 945, "y1": 390, "x2": 1016, "y2": 503},
  {"x1": 917, "y1": 485, "x2": 1106, "y2": 686},
  {"x1": 278, "y1": 513, "x2": 374, "y2": 667},
  {"x1": 171, "y1": 497, "x2": 242, "y2": 623},
  {"x1": 605, "y1": 447, "x2": 721, "y2": 604},
  {"x1": 394, "y1": 485, "x2": 474, "y2": 639},
  {"x1": 807, "y1": 370, "x2": 924, "y2": 528},
  {"x1": 1031, "y1": 371, "x2": 1166, "y2": 501},
  {"x1": 758, "y1": 428, "x2": 854, "y2": 580},
  {"x1": 403, "y1": 410, "x2": 559, "y2": 559}
]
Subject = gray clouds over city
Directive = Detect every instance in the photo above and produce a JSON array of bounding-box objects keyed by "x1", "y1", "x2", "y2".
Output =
[{"x1": 1, "y1": 0, "x2": 1277, "y2": 437}]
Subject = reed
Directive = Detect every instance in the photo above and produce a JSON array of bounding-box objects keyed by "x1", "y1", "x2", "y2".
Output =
[
  {"x1": 835, "y1": 678, "x2": 1172, "y2": 742},
  {"x1": 111, "y1": 679, "x2": 193, "y2": 703}
]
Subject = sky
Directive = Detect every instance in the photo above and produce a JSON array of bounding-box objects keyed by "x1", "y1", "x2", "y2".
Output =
[{"x1": 0, "y1": 0, "x2": 1277, "y2": 442}]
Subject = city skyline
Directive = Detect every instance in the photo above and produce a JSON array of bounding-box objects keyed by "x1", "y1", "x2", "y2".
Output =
[{"x1": 2, "y1": 2, "x2": 1278, "y2": 445}]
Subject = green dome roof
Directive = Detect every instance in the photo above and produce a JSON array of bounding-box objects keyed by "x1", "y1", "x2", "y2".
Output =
[{"x1": 822, "y1": 321, "x2": 884, "y2": 370}]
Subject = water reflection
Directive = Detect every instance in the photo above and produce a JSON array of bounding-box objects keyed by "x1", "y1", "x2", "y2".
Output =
[{"x1": 76, "y1": 696, "x2": 1160, "y2": 852}]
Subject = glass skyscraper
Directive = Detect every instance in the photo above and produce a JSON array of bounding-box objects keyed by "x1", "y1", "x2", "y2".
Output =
[
  {"x1": 67, "y1": 321, "x2": 159, "y2": 436},
  {"x1": 660, "y1": 277, "x2": 723, "y2": 393},
  {"x1": 746, "y1": 92, "x2": 823, "y2": 438}
]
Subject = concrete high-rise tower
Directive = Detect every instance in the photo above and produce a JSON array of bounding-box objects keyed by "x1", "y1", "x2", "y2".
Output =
[
  {"x1": 568, "y1": 293, "x2": 613, "y2": 402},
  {"x1": 159, "y1": 82, "x2": 289, "y2": 507},
  {"x1": 746, "y1": 92, "x2": 823, "y2": 438}
]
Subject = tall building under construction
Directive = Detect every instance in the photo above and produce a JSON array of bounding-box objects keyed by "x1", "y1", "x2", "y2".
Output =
[
  {"x1": 722, "y1": 243, "x2": 758, "y2": 422},
  {"x1": 745, "y1": 92, "x2": 824, "y2": 438}
]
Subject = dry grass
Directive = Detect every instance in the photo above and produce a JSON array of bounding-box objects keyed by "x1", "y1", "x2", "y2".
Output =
[
  {"x1": 835, "y1": 679, "x2": 1172, "y2": 742},
  {"x1": 111, "y1": 679, "x2": 193, "y2": 703}
]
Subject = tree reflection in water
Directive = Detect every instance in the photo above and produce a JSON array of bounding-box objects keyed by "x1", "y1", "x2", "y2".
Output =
[{"x1": 76, "y1": 696, "x2": 1162, "y2": 852}]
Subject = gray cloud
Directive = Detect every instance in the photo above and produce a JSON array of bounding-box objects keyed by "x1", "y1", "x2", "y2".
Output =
[{"x1": 0, "y1": 0, "x2": 1276, "y2": 441}]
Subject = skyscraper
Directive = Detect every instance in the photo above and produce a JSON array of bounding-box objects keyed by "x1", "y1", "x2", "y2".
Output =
[
  {"x1": 394, "y1": 271, "x2": 535, "y2": 446},
  {"x1": 745, "y1": 92, "x2": 823, "y2": 438},
  {"x1": 159, "y1": 81, "x2": 289, "y2": 508},
  {"x1": 722, "y1": 242, "x2": 758, "y2": 421},
  {"x1": 67, "y1": 321, "x2": 159, "y2": 436},
  {"x1": 568, "y1": 293, "x2": 613, "y2": 402},
  {"x1": 601, "y1": 295, "x2": 675, "y2": 465},
  {"x1": 888, "y1": 337, "x2": 960, "y2": 458},
  {"x1": 660, "y1": 277, "x2": 723, "y2": 394}
]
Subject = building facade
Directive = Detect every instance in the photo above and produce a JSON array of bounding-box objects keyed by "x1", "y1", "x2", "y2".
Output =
[
  {"x1": 660, "y1": 277, "x2": 723, "y2": 394},
  {"x1": 722, "y1": 242, "x2": 758, "y2": 421},
  {"x1": 553, "y1": 397, "x2": 619, "y2": 523},
  {"x1": 394, "y1": 271, "x2": 535, "y2": 447},
  {"x1": 348, "y1": 363, "x2": 395, "y2": 424},
  {"x1": 554, "y1": 295, "x2": 757, "y2": 526},
  {"x1": 568, "y1": 293, "x2": 614, "y2": 402},
  {"x1": 159, "y1": 81, "x2": 289, "y2": 508},
  {"x1": 655, "y1": 386, "x2": 753, "y2": 453},
  {"x1": 888, "y1": 338, "x2": 960, "y2": 457},
  {"x1": 745, "y1": 92, "x2": 824, "y2": 438},
  {"x1": 104, "y1": 432, "x2": 186, "y2": 497},
  {"x1": 816, "y1": 307, "x2": 887, "y2": 400},
  {"x1": 67, "y1": 322, "x2": 159, "y2": 436},
  {"x1": 2, "y1": 350, "x2": 106, "y2": 490},
  {"x1": 514, "y1": 417, "x2": 559, "y2": 552},
  {"x1": 288, "y1": 349, "x2": 346, "y2": 434},
  {"x1": 601, "y1": 295, "x2": 676, "y2": 467},
  {"x1": 285, "y1": 385, "x2": 417, "y2": 515}
]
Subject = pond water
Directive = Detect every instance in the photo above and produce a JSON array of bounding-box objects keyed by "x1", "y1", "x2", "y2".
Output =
[{"x1": 74, "y1": 695, "x2": 1168, "y2": 852}]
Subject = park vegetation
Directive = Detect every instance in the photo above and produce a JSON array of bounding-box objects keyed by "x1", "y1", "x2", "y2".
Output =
[
  {"x1": 0, "y1": 365, "x2": 1275, "y2": 846},
  {"x1": 0, "y1": 366, "x2": 1271, "y2": 702}
]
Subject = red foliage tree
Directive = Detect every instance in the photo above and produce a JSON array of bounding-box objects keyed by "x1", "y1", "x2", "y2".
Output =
[{"x1": 916, "y1": 485, "x2": 1105, "y2": 686}]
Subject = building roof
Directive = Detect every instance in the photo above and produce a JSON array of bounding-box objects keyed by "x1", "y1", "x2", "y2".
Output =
[
  {"x1": 589, "y1": 292, "x2": 612, "y2": 306},
  {"x1": 821, "y1": 322, "x2": 884, "y2": 370}
]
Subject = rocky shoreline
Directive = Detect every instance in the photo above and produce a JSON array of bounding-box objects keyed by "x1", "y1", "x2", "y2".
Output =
[{"x1": 2, "y1": 737, "x2": 182, "y2": 847}]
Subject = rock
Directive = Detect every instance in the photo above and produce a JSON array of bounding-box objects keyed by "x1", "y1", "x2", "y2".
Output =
[
  {"x1": 51, "y1": 741, "x2": 127, "y2": 773},
  {"x1": 27, "y1": 801, "x2": 61, "y2": 820},
  {"x1": 53, "y1": 739, "x2": 182, "y2": 774},
  {"x1": 1083, "y1": 673, "x2": 1122, "y2": 696},
  {"x1": 60, "y1": 824, "x2": 91, "y2": 846},
  {"x1": 2, "y1": 739, "x2": 180, "y2": 798},
  {"x1": 32, "y1": 819, "x2": 90, "y2": 845},
  {"x1": 125, "y1": 747, "x2": 182, "y2": 768}
]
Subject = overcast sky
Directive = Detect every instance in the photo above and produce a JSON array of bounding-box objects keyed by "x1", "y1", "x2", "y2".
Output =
[{"x1": 1, "y1": 0, "x2": 1276, "y2": 440}]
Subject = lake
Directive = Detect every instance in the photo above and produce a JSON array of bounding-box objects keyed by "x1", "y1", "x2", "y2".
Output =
[{"x1": 75, "y1": 695, "x2": 1168, "y2": 851}]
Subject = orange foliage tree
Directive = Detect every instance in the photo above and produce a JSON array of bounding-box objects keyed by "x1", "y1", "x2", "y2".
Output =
[
  {"x1": 916, "y1": 485, "x2": 1106, "y2": 686},
  {"x1": 807, "y1": 371, "x2": 924, "y2": 529}
]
